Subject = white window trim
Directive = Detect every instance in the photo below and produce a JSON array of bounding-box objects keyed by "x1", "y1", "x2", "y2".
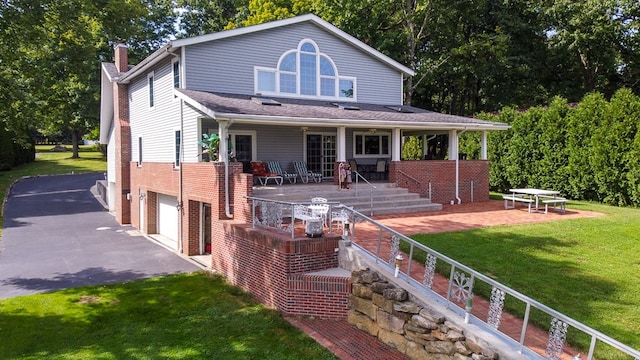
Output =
[
  {"x1": 147, "y1": 72, "x2": 155, "y2": 109},
  {"x1": 229, "y1": 130, "x2": 257, "y2": 161},
  {"x1": 253, "y1": 38, "x2": 357, "y2": 101},
  {"x1": 172, "y1": 58, "x2": 180, "y2": 100},
  {"x1": 137, "y1": 136, "x2": 143, "y2": 166},
  {"x1": 174, "y1": 128, "x2": 181, "y2": 168},
  {"x1": 352, "y1": 131, "x2": 391, "y2": 159}
]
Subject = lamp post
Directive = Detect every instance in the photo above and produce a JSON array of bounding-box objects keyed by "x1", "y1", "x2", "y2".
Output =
[{"x1": 394, "y1": 254, "x2": 403, "y2": 277}]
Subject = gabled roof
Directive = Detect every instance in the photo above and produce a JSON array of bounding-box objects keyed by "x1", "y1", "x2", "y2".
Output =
[
  {"x1": 175, "y1": 89, "x2": 510, "y2": 131},
  {"x1": 118, "y1": 14, "x2": 414, "y2": 83},
  {"x1": 171, "y1": 14, "x2": 414, "y2": 76}
]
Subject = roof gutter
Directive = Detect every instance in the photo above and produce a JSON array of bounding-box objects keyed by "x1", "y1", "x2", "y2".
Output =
[{"x1": 214, "y1": 112, "x2": 510, "y2": 131}]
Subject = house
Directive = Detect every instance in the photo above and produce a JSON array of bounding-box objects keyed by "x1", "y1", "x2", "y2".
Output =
[{"x1": 99, "y1": 14, "x2": 509, "y2": 257}]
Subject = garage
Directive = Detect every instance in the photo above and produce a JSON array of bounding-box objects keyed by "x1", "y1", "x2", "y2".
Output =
[{"x1": 157, "y1": 193, "x2": 179, "y2": 249}]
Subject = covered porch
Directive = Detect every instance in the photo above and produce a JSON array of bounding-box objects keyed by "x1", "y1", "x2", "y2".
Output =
[{"x1": 177, "y1": 89, "x2": 508, "y2": 202}]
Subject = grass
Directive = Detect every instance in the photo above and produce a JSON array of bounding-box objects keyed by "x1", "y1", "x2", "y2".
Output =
[
  {"x1": 0, "y1": 146, "x2": 336, "y2": 359},
  {"x1": 408, "y1": 200, "x2": 640, "y2": 358},
  {"x1": 0, "y1": 145, "x2": 106, "y2": 237},
  {"x1": 2, "y1": 148, "x2": 639, "y2": 357},
  {"x1": 0, "y1": 272, "x2": 338, "y2": 360}
]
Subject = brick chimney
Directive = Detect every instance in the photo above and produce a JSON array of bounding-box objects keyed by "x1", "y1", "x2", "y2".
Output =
[
  {"x1": 114, "y1": 43, "x2": 128, "y2": 73},
  {"x1": 113, "y1": 42, "x2": 131, "y2": 224}
]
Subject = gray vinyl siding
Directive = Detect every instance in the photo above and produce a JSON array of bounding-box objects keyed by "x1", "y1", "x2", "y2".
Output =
[
  {"x1": 129, "y1": 58, "x2": 182, "y2": 163},
  {"x1": 181, "y1": 103, "x2": 203, "y2": 162},
  {"x1": 184, "y1": 22, "x2": 403, "y2": 105}
]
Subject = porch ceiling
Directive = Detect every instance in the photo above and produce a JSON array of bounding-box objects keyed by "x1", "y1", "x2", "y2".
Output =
[{"x1": 176, "y1": 89, "x2": 510, "y2": 131}]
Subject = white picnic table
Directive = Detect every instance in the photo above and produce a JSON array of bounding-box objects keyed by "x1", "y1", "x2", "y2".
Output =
[{"x1": 505, "y1": 188, "x2": 566, "y2": 213}]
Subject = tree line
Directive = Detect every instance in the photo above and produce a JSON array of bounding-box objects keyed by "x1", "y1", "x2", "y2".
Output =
[
  {"x1": 459, "y1": 88, "x2": 640, "y2": 207},
  {"x1": 1, "y1": 0, "x2": 639, "y2": 203}
]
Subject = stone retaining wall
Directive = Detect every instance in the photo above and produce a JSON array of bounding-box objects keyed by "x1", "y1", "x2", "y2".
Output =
[{"x1": 348, "y1": 269, "x2": 499, "y2": 360}]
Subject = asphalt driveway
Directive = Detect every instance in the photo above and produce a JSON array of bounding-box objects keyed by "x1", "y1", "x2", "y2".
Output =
[{"x1": 0, "y1": 173, "x2": 199, "y2": 299}]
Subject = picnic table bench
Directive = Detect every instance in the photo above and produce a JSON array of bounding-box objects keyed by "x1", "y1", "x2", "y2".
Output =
[
  {"x1": 504, "y1": 188, "x2": 568, "y2": 214},
  {"x1": 502, "y1": 194, "x2": 534, "y2": 213},
  {"x1": 539, "y1": 195, "x2": 568, "y2": 214}
]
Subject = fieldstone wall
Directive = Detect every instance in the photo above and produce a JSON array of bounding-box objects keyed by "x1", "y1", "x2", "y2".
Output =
[{"x1": 348, "y1": 269, "x2": 499, "y2": 360}]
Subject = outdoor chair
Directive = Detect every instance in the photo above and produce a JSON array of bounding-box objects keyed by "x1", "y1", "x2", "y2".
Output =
[
  {"x1": 293, "y1": 204, "x2": 316, "y2": 226},
  {"x1": 266, "y1": 161, "x2": 297, "y2": 184},
  {"x1": 293, "y1": 161, "x2": 323, "y2": 183},
  {"x1": 348, "y1": 159, "x2": 363, "y2": 174},
  {"x1": 375, "y1": 159, "x2": 387, "y2": 180},
  {"x1": 250, "y1": 161, "x2": 283, "y2": 186},
  {"x1": 308, "y1": 202, "x2": 329, "y2": 228},
  {"x1": 331, "y1": 209, "x2": 350, "y2": 233}
]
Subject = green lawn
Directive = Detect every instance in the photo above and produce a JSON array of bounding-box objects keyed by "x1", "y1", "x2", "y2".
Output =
[
  {"x1": 0, "y1": 272, "x2": 338, "y2": 360},
  {"x1": 410, "y1": 200, "x2": 640, "y2": 358},
  {"x1": 2, "y1": 148, "x2": 639, "y2": 357}
]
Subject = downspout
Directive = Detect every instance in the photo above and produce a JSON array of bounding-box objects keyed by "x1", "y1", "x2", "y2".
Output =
[
  {"x1": 178, "y1": 98, "x2": 184, "y2": 254},
  {"x1": 168, "y1": 49, "x2": 184, "y2": 254},
  {"x1": 455, "y1": 128, "x2": 468, "y2": 204}
]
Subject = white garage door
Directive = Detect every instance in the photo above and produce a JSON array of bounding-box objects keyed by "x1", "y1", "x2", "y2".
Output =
[{"x1": 157, "y1": 194, "x2": 178, "y2": 248}]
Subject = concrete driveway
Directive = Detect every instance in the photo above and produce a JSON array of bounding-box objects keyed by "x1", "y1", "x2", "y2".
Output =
[{"x1": 0, "y1": 173, "x2": 199, "y2": 299}]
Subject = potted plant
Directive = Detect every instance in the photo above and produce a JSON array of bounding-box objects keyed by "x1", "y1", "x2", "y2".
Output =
[{"x1": 198, "y1": 134, "x2": 219, "y2": 162}]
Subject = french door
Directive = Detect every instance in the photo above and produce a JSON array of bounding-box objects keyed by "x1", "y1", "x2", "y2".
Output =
[{"x1": 306, "y1": 133, "x2": 336, "y2": 179}]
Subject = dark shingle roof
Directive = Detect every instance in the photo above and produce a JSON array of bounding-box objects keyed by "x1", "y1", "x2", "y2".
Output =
[{"x1": 176, "y1": 89, "x2": 509, "y2": 130}]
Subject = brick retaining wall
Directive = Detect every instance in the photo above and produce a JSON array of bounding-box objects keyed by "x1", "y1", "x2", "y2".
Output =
[
  {"x1": 211, "y1": 224, "x2": 351, "y2": 319},
  {"x1": 389, "y1": 160, "x2": 490, "y2": 204}
]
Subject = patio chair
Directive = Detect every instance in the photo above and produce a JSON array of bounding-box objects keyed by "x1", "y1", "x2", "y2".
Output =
[
  {"x1": 266, "y1": 161, "x2": 297, "y2": 184},
  {"x1": 375, "y1": 159, "x2": 387, "y2": 180},
  {"x1": 250, "y1": 161, "x2": 283, "y2": 186},
  {"x1": 308, "y1": 202, "x2": 329, "y2": 228},
  {"x1": 293, "y1": 204, "x2": 316, "y2": 226},
  {"x1": 348, "y1": 159, "x2": 363, "y2": 174},
  {"x1": 331, "y1": 209, "x2": 351, "y2": 233},
  {"x1": 293, "y1": 161, "x2": 323, "y2": 183}
]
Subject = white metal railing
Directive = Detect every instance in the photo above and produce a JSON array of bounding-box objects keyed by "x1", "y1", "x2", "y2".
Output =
[
  {"x1": 247, "y1": 196, "x2": 340, "y2": 239},
  {"x1": 397, "y1": 170, "x2": 431, "y2": 200},
  {"x1": 244, "y1": 197, "x2": 640, "y2": 359},
  {"x1": 342, "y1": 207, "x2": 640, "y2": 360},
  {"x1": 352, "y1": 171, "x2": 376, "y2": 216}
]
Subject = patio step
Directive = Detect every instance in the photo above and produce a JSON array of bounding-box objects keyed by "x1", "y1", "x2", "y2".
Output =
[{"x1": 252, "y1": 181, "x2": 443, "y2": 216}]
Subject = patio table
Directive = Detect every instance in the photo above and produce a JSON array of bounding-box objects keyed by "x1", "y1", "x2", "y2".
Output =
[{"x1": 509, "y1": 188, "x2": 561, "y2": 213}]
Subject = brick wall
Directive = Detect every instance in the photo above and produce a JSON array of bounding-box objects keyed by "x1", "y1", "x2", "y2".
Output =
[
  {"x1": 114, "y1": 104, "x2": 131, "y2": 224},
  {"x1": 128, "y1": 161, "x2": 249, "y2": 255},
  {"x1": 113, "y1": 44, "x2": 130, "y2": 224},
  {"x1": 211, "y1": 224, "x2": 351, "y2": 319},
  {"x1": 389, "y1": 160, "x2": 489, "y2": 204},
  {"x1": 123, "y1": 159, "x2": 349, "y2": 318}
]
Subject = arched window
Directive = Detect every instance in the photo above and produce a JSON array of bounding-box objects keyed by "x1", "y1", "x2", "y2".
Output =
[{"x1": 255, "y1": 39, "x2": 356, "y2": 100}]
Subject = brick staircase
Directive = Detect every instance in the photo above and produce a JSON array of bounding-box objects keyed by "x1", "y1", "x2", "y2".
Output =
[{"x1": 252, "y1": 181, "x2": 442, "y2": 216}]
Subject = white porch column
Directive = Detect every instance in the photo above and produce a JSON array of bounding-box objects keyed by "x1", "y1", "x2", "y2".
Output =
[
  {"x1": 392, "y1": 128, "x2": 401, "y2": 161},
  {"x1": 481, "y1": 130, "x2": 488, "y2": 160},
  {"x1": 337, "y1": 126, "x2": 346, "y2": 162},
  {"x1": 448, "y1": 129, "x2": 458, "y2": 161},
  {"x1": 218, "y1": 120, "x2": 229, "y2": 162},
  {"x1": 422, "y1": 135, "x2": 428, "y2": 159}
]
